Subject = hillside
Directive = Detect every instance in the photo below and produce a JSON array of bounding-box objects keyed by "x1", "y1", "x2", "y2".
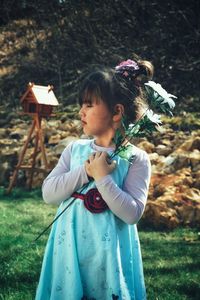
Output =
[{"x1": 0, "y1": 0, "x2": 199, "y2": 112}]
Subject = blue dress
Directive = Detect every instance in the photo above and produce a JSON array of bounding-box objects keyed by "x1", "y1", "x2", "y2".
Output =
[{"x1": 35, "y1": 140, "x2": 146, "y2": 300}]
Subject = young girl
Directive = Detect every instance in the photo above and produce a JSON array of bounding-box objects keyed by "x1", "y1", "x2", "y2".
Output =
[{"x1": 35, "y1": 57, "x2": 152, "y2": 300}]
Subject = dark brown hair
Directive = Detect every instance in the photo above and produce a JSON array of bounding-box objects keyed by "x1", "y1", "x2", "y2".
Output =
[{"x1": 79, "y1": 58, "x2": 154, "y2": 124}]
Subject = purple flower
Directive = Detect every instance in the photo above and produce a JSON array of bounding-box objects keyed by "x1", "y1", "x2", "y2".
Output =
[{"x1": 115, "y1": 59, "x2": 139, "y2": 71}]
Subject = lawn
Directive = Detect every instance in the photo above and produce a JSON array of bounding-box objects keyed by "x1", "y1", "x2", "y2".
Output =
[{"x1": 0, "y1": 187, "x2": 199, "y2": 300}]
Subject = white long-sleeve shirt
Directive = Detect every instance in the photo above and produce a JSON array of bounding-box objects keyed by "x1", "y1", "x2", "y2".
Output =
[{"x1": 42, "y1": 140, "x2": 151, "y2": 224}]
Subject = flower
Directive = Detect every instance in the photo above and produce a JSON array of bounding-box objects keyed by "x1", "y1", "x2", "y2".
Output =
[
  {"x1": 115, "y1": 59, "x2": 139, "y2": 71},
  {"x1": 145, "y1": 81, "x2": 176, "y2": 110},
  {"x1": 146, "y1": 109, "x2": 162, "y2": 125}
]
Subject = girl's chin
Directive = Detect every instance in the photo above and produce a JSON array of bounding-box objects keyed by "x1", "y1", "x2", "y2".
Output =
[{"x1": 83, "y1": 128, "x2": 92, "y2": 135}]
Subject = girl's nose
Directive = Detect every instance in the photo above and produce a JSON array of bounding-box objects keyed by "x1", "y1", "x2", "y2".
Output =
[{"x1": 79, "y1": 106, "x2": 85, "y2": 117}]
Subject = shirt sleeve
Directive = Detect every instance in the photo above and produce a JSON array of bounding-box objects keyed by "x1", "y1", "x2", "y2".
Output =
[
  {"x1": 42, "y1": 142, "x2": 89, "y2": 205},
  {"x1": 95, "y1": 150, "x2": 151, "y2": 224}
]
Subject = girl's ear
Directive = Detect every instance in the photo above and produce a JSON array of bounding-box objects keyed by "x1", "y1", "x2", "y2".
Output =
[{"x1": 113, "y1": 104, "x2": 124, "y2": 122}]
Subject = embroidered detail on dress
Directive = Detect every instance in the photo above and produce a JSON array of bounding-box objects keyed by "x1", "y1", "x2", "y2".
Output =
[
  {"x1": 81, "y1": 296, "x2": 119, "y2": 300},
  {"x1": 81, "y1": 297, "x2": 96, "y2": 300},
  {"x1": 72, "y1": 188, "x2": 109, "y2": 213}
]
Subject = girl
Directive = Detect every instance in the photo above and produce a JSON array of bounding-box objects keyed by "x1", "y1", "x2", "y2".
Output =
[{"x1": 35, "y1": 57, "x2": 152, "y2": 300}]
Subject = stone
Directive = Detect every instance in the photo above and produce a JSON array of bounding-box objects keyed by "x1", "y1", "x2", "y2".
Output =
[
  {"x1": 0, "y1": 128, "x2": 10, "y2": 138},
  {"x1": 48, "y1": 134, "x2": 62, "y2": 145},
  {"x1": 177, "y1": 205, "x2": 196, "y2": 226},
  {"x1": 53, "y1": 136, "x2": 79, "y2": 155},
  {"x1": 148, "y1": 152, "x2": 160, "y2": 164},
  {"x1": 189, "y1": 150, "x2": 200, "y2": 168},
  {"x1": 0, "y1": 138, "x2": 19, "y2": 147},
  {"x1": 155, "y1": 144, "x2": 172, "y2": 156},
  {"x1": 172, "y1": 153, "x2": 190, "y2": 170},
  {"x1": 143, "y1": 201, "x2": 179, "y2": 229},
  {"x1": 179, "y1": 136, "x2": 200, "y2": 151},
  {"x1": 137, "y1": 140, "x2": 155, "y2": 153},
  {"x1": 163, "y1": 155, "x2": 176, "y2": 166},
  {"x1": 152, "y1": 184, "x2": 166, "y2": 198},
  {"x1": 194, "y1": 176, "x2": 200, "y2": 189},
  {"x1": 182, "y1": 188, "x2": 200, "y2": 202},
  {"x1": 9, "y1": 127, "x2": 27, "y2": 140}
]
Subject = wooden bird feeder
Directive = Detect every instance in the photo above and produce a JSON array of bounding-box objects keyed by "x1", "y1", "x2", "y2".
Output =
[
  {"x1": 7, "y1": 83, "x2": 59, "y2": 193},
  {"x1": 21, "y1": 82, "x2": 59, "y2": 116}
]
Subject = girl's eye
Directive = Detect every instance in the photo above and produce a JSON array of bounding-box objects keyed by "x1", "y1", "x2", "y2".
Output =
[{"x1": 83, "y1": 103, "x2": 93, "y2": 108}]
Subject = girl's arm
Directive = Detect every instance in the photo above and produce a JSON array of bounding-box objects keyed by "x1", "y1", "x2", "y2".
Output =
[
  {"x1": 95, "y1": 150, "x2": 151, "y2": 224},
  {"x1": 42, "y1": 142, "x2": 89, "y2": 205}
]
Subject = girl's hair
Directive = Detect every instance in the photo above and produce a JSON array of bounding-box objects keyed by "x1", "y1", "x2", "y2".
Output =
[{"x1": 79, "y1": 57, "x2": 154, "y2": 124}]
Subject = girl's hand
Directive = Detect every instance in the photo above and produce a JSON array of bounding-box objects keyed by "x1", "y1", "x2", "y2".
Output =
[{"x1": 85, "y1": 151, "x2": 116, "y2": 181}]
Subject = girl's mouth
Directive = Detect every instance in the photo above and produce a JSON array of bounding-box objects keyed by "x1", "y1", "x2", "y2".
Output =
[{"x1": 81, "y1": 120, "x2": 87, "y2": 126}]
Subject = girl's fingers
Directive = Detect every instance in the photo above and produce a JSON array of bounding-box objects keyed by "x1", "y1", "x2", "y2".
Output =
[
  {"x1": 96, "y1": 151, "x2": 103, "y2": 158},
  {"x1": 88, "y1": 151, "x2": 102, "y2": 161},
  {"x1": 88, "y1": 152, "x2": 96, "y2": 161},
  {"x1": 109, "y1": 160, "x2": 117, "y2": 172}
]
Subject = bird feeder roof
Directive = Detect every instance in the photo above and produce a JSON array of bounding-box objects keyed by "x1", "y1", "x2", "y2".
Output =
[{"x1": 21, "y1": 83, "x2": 59, "y2": 106}]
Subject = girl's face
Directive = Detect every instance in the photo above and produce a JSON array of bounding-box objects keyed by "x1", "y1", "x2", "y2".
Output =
[{"x1": 79, "y1": 98, "x2": 115, "y2": 143}]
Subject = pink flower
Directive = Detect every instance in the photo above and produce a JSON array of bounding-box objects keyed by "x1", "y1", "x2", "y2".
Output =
[{"x1": 115, "y1": 59, "x2": 139, "y2": 71}]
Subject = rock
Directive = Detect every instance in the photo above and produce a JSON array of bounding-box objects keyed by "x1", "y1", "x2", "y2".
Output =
[
  {"x1": 177, "y1": 205, "x2": 196, "y2": 226},
  {"x1": 0, "y1": 161, "x2": 11, "y2": 183},
  {"x1": 27, "y1": 172, "x2": 47, "y2": 189},
  {"x1": 53, "y1": 136, "x2": 79, "y2": 155},
  {"x1": 137, "y1": 140, "x2": 155, "y2": 153},
  {"x1": 48, "y1": 134, "x2": 62, "y2": 145},
  {"x1": 148, "y1": 152, "x2": 160, "y2": 164},
  {"x1": 155, "y1": 144, "x2": 172, "y2": 156},
  {"x1": 172, "y1": 153, "x2": 190, "y2": 170},
  {"x1": 193, "y1": 171, "x2": 200, "y2": 189},
  {"x1": 182, "y1": 188, "x2": 200, "y2": 202},
  {"x1": 179, "y1": 136, "x2": 200, "y2": 151},
  {"x1": 152, "y1": 184, "x2": 167, "y2": 198},
  {"x1": 190, "y1": 150, "x2": 200, "y2": 168},
  {"x1": 9, "y1": 127, "x2": 27, "y2": 140},
  {"x1": 0, "y1": 128, "x2": 10, "y2": 138},
  {"x1": 0, "y1": 138, "x2": 19, "y2": 147},
  {"x1": 143, "y1": 201, "x2": 179, "y2": 229},
  {"x1": 163, "y1": 155, "x2": 176, "y2": 166}
]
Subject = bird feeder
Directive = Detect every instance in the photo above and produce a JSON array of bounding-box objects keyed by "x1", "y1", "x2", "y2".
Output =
[
  {"x1": 7, "y1": 83, "x2": 59, "y2": 193},
  {"x1": 20, "y1": 82, "x2": 59, "y2": 116}
]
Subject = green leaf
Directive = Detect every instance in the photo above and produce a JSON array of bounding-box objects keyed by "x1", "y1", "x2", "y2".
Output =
[{"x1": 117, "y1": 144, "x2": 136, "y2": 163}]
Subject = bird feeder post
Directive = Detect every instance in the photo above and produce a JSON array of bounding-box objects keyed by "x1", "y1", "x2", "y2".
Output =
[{"x1": 7, "y1": 83, "x2": 59, "y2": 194}]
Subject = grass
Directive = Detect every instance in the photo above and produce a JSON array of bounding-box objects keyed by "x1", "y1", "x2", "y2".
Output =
[
  {"x1": 139, "y1": 228, "x2": 200, "y2": 300},
  {"x1": 0, "y1": 187, "x2": 200, "y2": 300}
]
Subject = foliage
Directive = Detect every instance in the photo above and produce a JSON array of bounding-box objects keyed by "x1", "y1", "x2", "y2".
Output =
[
  {"x1": 0, "y1": 187, "x2": 199, "y2": 299},
  {"x1": 0, "y1": 0, "x2": 199, "y2": 113}
]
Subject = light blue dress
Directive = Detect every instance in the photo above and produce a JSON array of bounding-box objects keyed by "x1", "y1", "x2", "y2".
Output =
[{"x1": 36, "y1": 140, "x2": 146, "y2": 300}]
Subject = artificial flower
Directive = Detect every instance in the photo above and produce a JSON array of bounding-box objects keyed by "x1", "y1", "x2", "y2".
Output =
[
  {"x1": 146, "y1": 109, "x2": 162, "y2": 126},
  {"x1": 144, "y1": 81, "x2": 176, "y2": 110},
  {"x1": 115, "y1": 59, "x2": 139, "y2": 71}
]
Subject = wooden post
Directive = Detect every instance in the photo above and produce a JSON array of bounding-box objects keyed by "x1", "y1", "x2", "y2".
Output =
[
  {"x1": 35, "y1": 115, "x2": 48, "y2": 169},
  {"x1": 7, "y1": 115, "x2": 50, "y2": 194},
  {"x1": 28, "y1": 127, "x2": 39, "y2": 190}
]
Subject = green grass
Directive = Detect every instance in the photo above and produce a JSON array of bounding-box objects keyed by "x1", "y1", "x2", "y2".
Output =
[
  {"x1": 0, "y1": 187, "x2": 200, "y2": 300},
  {"x1": 139, "y1": 228, "x2": 200, "y2": 300},
  {"x1": 0, "y1": 187, "x2": 56, "y2": 300}
]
